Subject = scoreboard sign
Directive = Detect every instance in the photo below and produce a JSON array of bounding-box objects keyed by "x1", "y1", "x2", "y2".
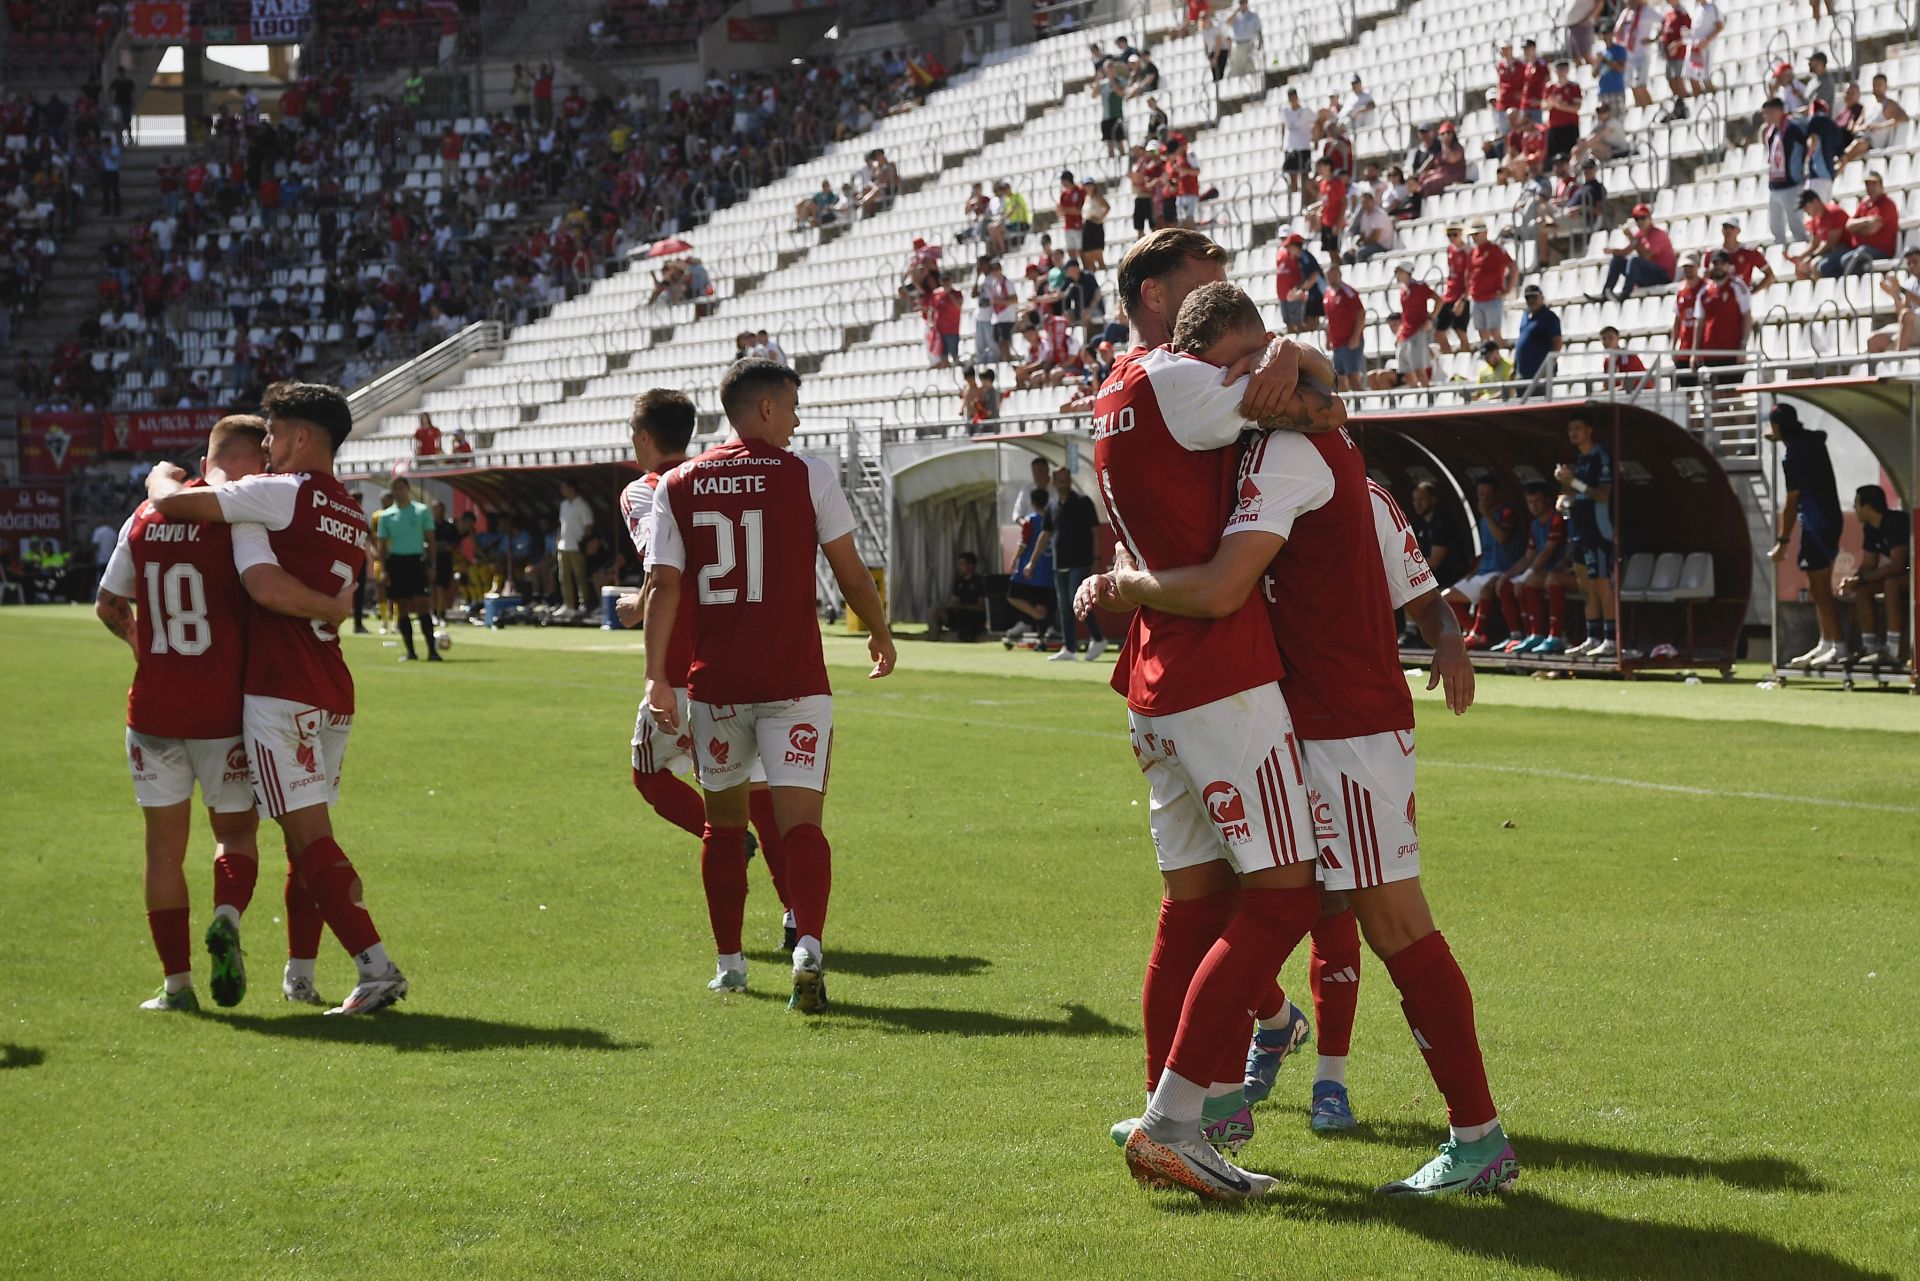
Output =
[{"x1": 125, "y1": 0, "x2": 313, "y2": 44}]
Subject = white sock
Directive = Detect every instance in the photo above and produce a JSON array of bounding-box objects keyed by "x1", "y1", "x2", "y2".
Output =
[
  {"x1": 716, "y1": 951, "x2": 745, "y2": 973},
  {"x1": 285, "y1": 957, "x2": 316, "y2": 983},
  {"x1": 213, "y1": 904, "x2": 241, "y2": 929},
  {"x1": 782, "y1": 909, "x2": 796, "y2": 928},
  {"x1": 795, "y1": 934, "x2": 822, "y2": 963},
  {"x1": 1316, "y1": 1055, "x2": 1347, "y2": 1086},
  {"x1": 352, "y1": 941, "x2": 390, "y2": 980},
  {"x1": 1451, "y1": 1117, "x2": 1500, "y2": 1144},
  {"x1": 1256, "y1": 1000, "x2": 1298, "y2": 1032},
  {"x1": 163, "y1": 971, "x2": 192, "y2": 995},
  {"x1": 1142, "y1": 1069, "x2": 1209, "y2": 1140},
  {"x1": 1862, "y1": 633, "x2": 1880, "y2": 649},
  {"x1": 1888, "y1": 633, "x2": 1903, "y2": 653}
]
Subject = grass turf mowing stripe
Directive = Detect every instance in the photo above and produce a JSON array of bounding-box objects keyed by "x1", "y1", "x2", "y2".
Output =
[{"x1": 1424, "y1": 760, "x2": 1920, "y2": 816}]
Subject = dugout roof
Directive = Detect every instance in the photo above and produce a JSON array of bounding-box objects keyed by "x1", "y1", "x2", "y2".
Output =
[{"x1": 1747, "y1": 375, "x2": 1919, "y2": 506}]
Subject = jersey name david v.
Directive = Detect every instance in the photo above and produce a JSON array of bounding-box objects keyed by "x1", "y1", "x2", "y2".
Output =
[{"x1": 648, "y1": 438, "x2": 856, "y2": 706}]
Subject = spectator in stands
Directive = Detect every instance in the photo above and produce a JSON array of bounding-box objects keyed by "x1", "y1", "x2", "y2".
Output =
[
  {"x1": 1274, "y1": 231, "x2": 1324, "y2": 333},
  {"x1": 1688, "y1": 248, "x2": 1751, "y2": 382},
  {"x1": 1280, "y1": 89, "x2": 1315, "y2": 198},
  {"x1": 1599, "y1": 325, "x2": 1651, "y2": 389},
  {"x1": 1080, "y1": 181, "x2": 1110, "y2": 270},
  {"x1": 1828, "y1": 172, "x2": 1900, "y2": 276},
  {"x1": 859, "y1": 149, "x2": 900, "y2": 216},
  {"x1": 1761, "y1": 97, "x2": 1811, "y2": 246},
  {"x1": 1202, "y1": 11, "x2": 1232, "y2": 81},
  {"x1": 926, "y1": 552, "x2": 989, "y2": 641},
  {"x1": 1126, "y1": 52, "x2": 1162, "y2": 99},
  {"x1": 1615, "y1": 0, "x2": 1659, "y2": 108},
  {"x1": 1466, "y1": 220, "x2": 1516, "y2": 347},
  {"x1": 1569, "y1": 101, "x2": 1630, "y2": 167},
  {"x1": 1841, "y1": 485, "x2": 1910, "y2": 662},
  {"x1": 1596, "y1": 38, "x2": 1629, "y2": 116},
  {"x1": 1767, "y1": 403, "x2": 1845, "y2": 666},
  {"x1": 1494, "y1": 110, "x2": 1548, "y2": 186},
  {"x1": 1679, "y1": 0, "x2": 1722, "y2": 102},
  {"x1": 1514, "y1": 284, "x2": 1562, "y2": 395},
  {"x1": 1791, "y1": 188, "x2": 1852, "y2": 279},
  {"x1": 1518, "y1": 39, "x2": 1549, "y2": 123},
  {"x1": 1344, "y1": 188, "x2": 1395, "y2": 263},
  {"x1": 1225, "y1": 0, "x2": 1263, "y2": 76},
  {"x1": 1544, "y1": 61, "x2": 1583, "y2": 161},
  {"x1": 1566, "y1": 0, "x2": 1604, "y2": 62},
  {"x1": 921, "y1": 272, "x2": 964, "y2": 368},
  {"x1": 1003, "y1": 487, "x2": 1055, "y2": 646},
  {"x1": 1343, "y1": 76, "x2": 1377, "y2": 127},
  {"x1": 982, "y1": 257, "x2": 1016, "y2": 360},
  {"x1": 989, "y1": 180, "x2": 1030, "y2": 254},
  {"x1": 556, "y1": 480, "x2": 594, "y2": 615},
  {"x1": 1319, "y1": 116, "x2": 1354, "y2": 178},
  {"x1": 1837, "y1": 73, "x2": 1909, "y2": 172},
  {"x1": 1770, "y1": 61, "x2": 1809, "y2": 117},
  {"x1": 1095, "y1": 68, "x2": 1127, "y2": 157},
  {"x1": 1307, "y1": 157, "x2": 1346, "y2": 258},
  {"x1": 1167, "y1": 140, "x2": 1201, "y2": 228},
  {"x1": 1471, "y1": 339, "x2": 1516, "y2": 398},
  {"x1": 754, "y1": 331, "x2": 787, "y2": 363},
  {"x1": 1803, "y1": 52, "x2": 1835, "y2": 114},
  {"x1": 98, "y1": 135, "x2": 121, "y2": 216},
  {"x1": 1030, "y1": 467, "x2": 1107, "y2": 662},
  {"x1": 1392, "y1": 261, "x2": 1436, "y2": 388},
  {"x1": 1657, "y1": 0, "x2": 1693, "y2": 115},
  {"x1": 795, "y1": 179, "x2": 838, "y2": 228},
  {"x1": 414, "y1": 412, "x2": 443, "y2": 457},
  {"x1": 1534, "y1": 156, "x2": 1606, "y2": 268},
  {"x1": 1321, "y1": 261, "x2": 1366, "y2": 391},
  {"x1": 1867, "y1": 249, "x2": 1920, "y2": 352},
  {"x1": 1144, "y1": 96, "x2": 1169, "y2": 144},
  {"x1": 1718, "y1": 220, "x2": 1777, "y2": 291},
  {"x1": 1432, "y1": 224, "x2": 1472, "y2": 354},
  {"x1": 902, "y1": 236, "x2": 942, "y2": 299},
  {"x1": 1594, "y1": 203, "x2": 1676, "y2": 299},
  {"x1": 1416, "y1": 122, "x2": 1467, "y2": 200},
  {"x1": 1491, "y1": 41, "x2": 1522, "y2": 139}
]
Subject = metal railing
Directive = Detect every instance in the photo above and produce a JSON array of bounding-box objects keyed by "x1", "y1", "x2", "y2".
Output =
[{"x1": 347, "y1": 321, "x2": 505, "y2": 426}]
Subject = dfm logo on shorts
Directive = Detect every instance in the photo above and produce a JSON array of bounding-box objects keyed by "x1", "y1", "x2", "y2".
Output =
[
  {"x1": 1203, "y1": 781, "x2": 1251, "y2": 846},
  {"x1": 224, "y1": 742, "x2": 251, "y2": 784},
  {"x1": 785, "y1": 723, "x2": 819, "y2": 769}
]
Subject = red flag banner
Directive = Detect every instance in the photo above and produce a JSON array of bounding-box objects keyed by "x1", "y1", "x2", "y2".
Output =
[
  {"x1": 19, "y1": 414, "x2": 101, "y2": 478},
  {"x1": 128, "y1": 0, "x2": 189, "y2": 40},
  {"x1": 106, "y1": 409, "x2": 229, "y2": 453}
]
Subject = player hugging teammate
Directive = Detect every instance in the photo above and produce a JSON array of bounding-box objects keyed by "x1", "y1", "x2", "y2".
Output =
[{"x1": 1079, "y1": 230, "x2": 1516, "y2": 1201}]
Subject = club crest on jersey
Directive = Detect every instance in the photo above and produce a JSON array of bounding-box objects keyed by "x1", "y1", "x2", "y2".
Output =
[
  {"x1": 785, "y1": 723, "x2": 819, "y2": 768},
  {"x1": 1401, "y1": 531, "x2": 1432, "y2": 588},
  {"x1": 707, "y1": 737, "x2": 731, "y2": 767},
  {"x1": 1227, "y1": 475, "x2": 1264, "y2": 527},
  {"x1": 1203, "y1": 781, "x2": 1251, "y2": 845}
]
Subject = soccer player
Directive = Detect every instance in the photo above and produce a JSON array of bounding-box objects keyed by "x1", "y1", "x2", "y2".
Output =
[
  {"x1": 1088, "y1": 231, "x2": 1334, "y2": 1202},
  {"x1": 1556, "y1": 414, "x2": 1618, "y2": 658},
  {"x1": 97, "y1": 415, "x2": 353, "y2": 1011},
  {"x1": 1088, "y1": 282, "x2": 1518, "y2": 1198},
  {"x1": 642, "y1": 360, "x2": 895, "y2": 1010},
  {"x1": 145, "y1": 382, "x2": 409, "y2": 1017},
  {"x1": 1495, "y1": 481, "x2": 1571, "y2": 654},
  {"x1": 375, "y1": 476, "x2": 440, "y2": 662},
  {"x1": 1839, "y1": 485, "x2": 1909, "y2": 664},
  {"x1": 1442, "y1": 477, "x2": 1524, "y2": 649},
  {"x1": 1765, "y1": 403, "x2": 1845, "y2": 666},
  {"x1": 616, "y1": 388, "x2": 794, "y2": 952}
]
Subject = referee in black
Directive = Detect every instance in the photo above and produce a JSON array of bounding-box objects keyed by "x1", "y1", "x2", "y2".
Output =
[{"x1": 375, "y1": 477, "x2": 441, "y2": 662}]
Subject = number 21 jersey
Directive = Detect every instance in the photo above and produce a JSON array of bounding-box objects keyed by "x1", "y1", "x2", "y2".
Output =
[{"x1": 647, "y1": 438, "x2": 856, "y2": 706}]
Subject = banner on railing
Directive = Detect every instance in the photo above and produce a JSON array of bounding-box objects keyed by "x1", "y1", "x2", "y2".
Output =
[
  {"x1": 104, "y1": 409, "x2": 230, "y2": 453},
  {"x1": 19, "y1": 410, "x2": 233, "y2": 474},
  {"x1": 19, "y1": 415, "x2": 100, "y2": 478},
  {"x1": 0, "y1": 486, "x2": 68, "y2": 546}
]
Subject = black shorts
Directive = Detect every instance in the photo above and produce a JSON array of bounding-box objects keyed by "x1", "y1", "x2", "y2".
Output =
[
  {"x1": 1082, "y1": 221, "x2": 1106, "y2": 251},
  {"x1": 1132, "y1": 196, "x2": 1153, "y2": 231},
  {"x1": 992, "y1": 321, "x2": 1014, "y2": 344},
  {"x1": 1008, "y1": 581, "x2": 1053, "y2": 610},
  {"x1": 1100, "y1": 117, "x2": 1125, "y2": 142},
  {"x1": 1283, "y1": 149, "x2": 1312, "y2": 174},
  {"x1": 1545, "y1": 123, "x2": 1579, "y2": 160},
  {"x1": 1437, "y1": 299, "x2": 1469, "y2": 332},
  {"x1": 1574, "y1": 541, "x2": 1615, "y2": 579},
  {"x1": 1798, "y1": 524, "x2": 1838, "y2": 572},
  {"x1": 434, "y1": 553, "x2": 454, "y2": 589},
  {"x1": 947, "y1": 604, "x2": 987, "y2": 640},
  {"x1": 386, "y1": 553, "x2": 428, "y2": 599}
]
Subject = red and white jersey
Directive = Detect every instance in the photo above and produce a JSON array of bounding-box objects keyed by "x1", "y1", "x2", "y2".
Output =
[
  {"x1": 1369, "y1": 480, "x2": 1435, "y2": 608},
  {"x1": 1242, "y1": 429, "x2": 1415, "y2": 740},
  {"x1": 218, "y1": 470, "x2": 369, "y2": 715},
  {"x1": 1094, "y1": 345, "x2": 1288, "y2": 717},
  {"x1": 647, "y1": 438, "x2": 856, "y2": 706},
  {"x1": 620, "y1": 465, "x2": 694, "y2": 686},
  {"x1": 99, "y1": 481, "x2": 249, "y2": 739}
]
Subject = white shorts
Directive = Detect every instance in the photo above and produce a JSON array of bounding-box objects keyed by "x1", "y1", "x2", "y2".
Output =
[
  {"x1": 1683, "y1": 44, "x2": 1712, "y2": 81},
  {"x1": 1227, "y1": 41, "x2": 1257, "y2": 76},
  {"x1": 692, "y1": 694, "x2": 832, "y2": 793},
  {"x1": 1304, "y1": 730, "x2": 1421, "y2": 892},
  {"x1": 1450, "y1": 571, "x2": 1505, "y2": 601},
  {"x1": 633, "y1": 688, "x2": 768, "y2": 784},
  {"x1": 1176, "y1": 194, "x2": 1200, "y2": 221},
  {"x1": 1129, "y1": 683, "x2": 1315, "y2": 875},
  {"x1": 1062, "y1": 227, "x2": 1084, "y2": 250},
  {"x1": 126, "y1": 728, "x2": 255, "y2": 812},
  {"x1": 244, "y1": 694, "x2": 351, "y2": 819},
  {"x1": 1626, "y1": 48, "x2": 1653, "y2": 87}
]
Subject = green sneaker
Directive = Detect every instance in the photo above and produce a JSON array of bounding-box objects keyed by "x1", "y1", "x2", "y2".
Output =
[
  {"x1": 788, "y1": 948, "x2": 828, "y2": 1013},
  {"x1": 204, "y1": 915, "x2": 247, "y2": 1008},
  {"x1": 1378, "y1": 1125, "x2": 1519, "y2": 1196},
  {"x1": 140, "y1": 985, "x2": 200, "y2": 1013}
]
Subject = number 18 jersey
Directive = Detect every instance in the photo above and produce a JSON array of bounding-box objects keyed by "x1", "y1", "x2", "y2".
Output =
[
  {"x1": 99, "y1": 480, "x2": 248, "y2": 740},
  {"x1": 647, "y1": 438, "x2": 856, "y2": 706}
]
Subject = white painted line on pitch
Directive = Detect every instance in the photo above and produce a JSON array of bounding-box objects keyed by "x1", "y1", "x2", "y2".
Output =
[{"x1": 1423, "y1": 760, "x2": 1920, "y2": 816}]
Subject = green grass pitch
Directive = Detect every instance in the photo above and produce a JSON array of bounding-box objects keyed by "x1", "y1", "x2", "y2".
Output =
[{"x1": 1, "y1": 608, "x2": 1916, "y2": 1280}]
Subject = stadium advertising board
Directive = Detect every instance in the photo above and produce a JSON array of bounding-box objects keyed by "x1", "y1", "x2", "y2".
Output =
[
  {"x1": 19, "y1": 414, "x2": 100, "y2": 478},
  {"x1": 126, "y1": 0, "x2": 312, "y2": 43},
  {"x1": 0, "y1": 485, "x2": 68, "y2": 550},
  {"x1": 20, "y1": 411, "x2": 229, "y2": 474},
  {"x1": 105, "y1": 409, "x2": 229, "y2": 453}
]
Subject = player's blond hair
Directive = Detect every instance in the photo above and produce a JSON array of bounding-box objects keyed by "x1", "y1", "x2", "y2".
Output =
[
  {"x1": 1170, "y1": 282, "x2": 1263, "y2": 356},
  {"x1": 207, "y1": 414, "x2": 268, "y2": 465}
]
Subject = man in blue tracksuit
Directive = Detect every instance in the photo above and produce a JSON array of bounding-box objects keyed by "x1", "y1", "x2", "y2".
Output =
[{"x1": 1766, "y1": 403, "x2": 1845, "y2": 665}]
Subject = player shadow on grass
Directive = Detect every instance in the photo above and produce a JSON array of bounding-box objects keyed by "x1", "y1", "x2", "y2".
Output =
[
  {"x1": 746, "y1": 992, "x2": 1131, "y2": 1038},
  {"x1": 1337, "y1": 1116, "x2": 1825, "y2": 1192},
  {"x1": 743, "y1": 949, "x2": 992, "y2": 979},
  {"x1": 213, "y1": 1012, "x2": 644, "y2": 1054},
  {"x1": 0, "y1": 1044, "x2": 47, "y2": 1070},
  {"x1": 1159, "y1": 1174, "x2": 1895, "y2": 1280}
]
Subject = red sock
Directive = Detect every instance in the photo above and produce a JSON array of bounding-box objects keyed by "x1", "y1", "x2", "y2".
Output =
[
  {"x1": 147, "y1": 907, "x2": 191, "y2": 977},
  {"x1": 783, "y1": 823, "x2": 831, "y2": 944},
  {"x1": 1449, "y1": 597, "x2": 1472, "y2": 631},
  {"x1": 1523, "y1": 584, "x2": 1546, "y2": 636},
  {"x1": 292, "y1": 837, "x2": 382, "y2": 958},
  {"x1": 1253, "y1": 981, "x2": 1287, "y2": 1022},
  {"x1": 1547, "y1": 582, "x2": 1567, "y2": 635},
  {"x1": 1468, "y1": 598, "x2": 1493, "y2": 638},
  {"x1": 1383, "y1": 931, "x2": 1497, "y2": 1128},
  {"x1": 1143, "y1": 890, "x2": 1236, "y2": 1093},
  {"x1": 749, "y1": 790, "x2": 790, "y2": 908},
  {"x1": 1163, "y1": 887, "x2": 1320, "y2": 1088},
  {"x1": 213, "y1": 852, "x2": 257, "y2": 917},
  {"x1": 285, "y1": 866, "x2": 323, "y2": 961},
  {"x1": 1495, "y1": 580, "x2": 1523, "y2": 636},
  {"x1": 633, "y1": 767, "x2": 705, "y2": 838},
  {"x1": 700, "y1": 824, "x2": 748, "y2": 954},
  {"x1": 1309, "y1": 908, "x2": 1362, "y2": 1057}
]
